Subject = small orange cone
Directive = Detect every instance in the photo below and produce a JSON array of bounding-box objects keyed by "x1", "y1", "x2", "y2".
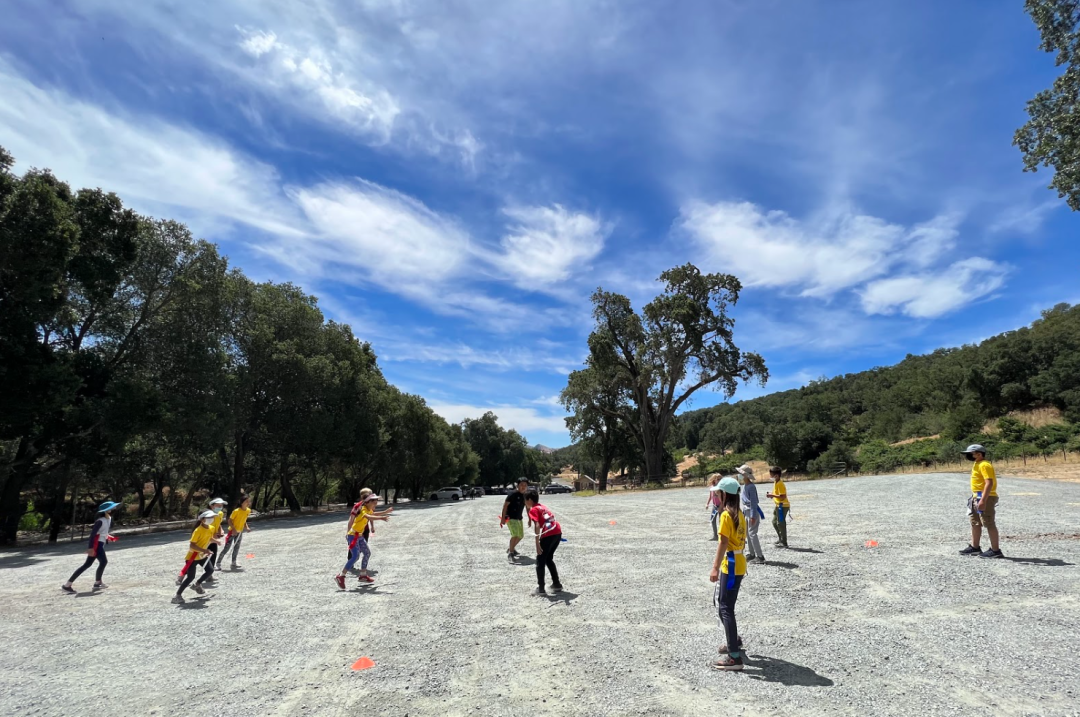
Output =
[
  {"x1": 864, "y1": 540, "x2": 878, "y2": 548},
  {"x1": 351, "y1": 657, "x2": 375, "y2": 671},
  {"x1": 245, "y1": 553, "x2": 255, "y2": 559},
  {"x1": 609, "y1": 520, "x2": 617, "y2": 526}
]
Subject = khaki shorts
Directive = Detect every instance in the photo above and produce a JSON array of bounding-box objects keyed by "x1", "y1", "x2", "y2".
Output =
[
  {"x1": 969, "y1": 495, "x2": 998, "y2": 529},
  {"x1": 508, "y1": 519, "x2": 524, "y2": 539}
]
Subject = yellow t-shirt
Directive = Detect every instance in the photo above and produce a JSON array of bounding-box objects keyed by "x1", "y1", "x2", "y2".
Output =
[
  {"x1": 970, "y1": 460, "x2": 998, "y2": 497},
  {"x1": 349, "y1": 506, "x2": 373, "y2": 536},
  {"x1": 185, "y1": 524, "x2": 214, "y2": 561},
  {"x1": 229, "y1": 507, "x2": 251, "y2": 533},
  {"x1": 719, "y1": 510, "x2": 747, "y2": 576},
  {"x1": 210, "y1": 510, "x2": 225, "y2": 533},
  {"x1": 772, "y1": 480, "x2": 790, "y2": 508}
]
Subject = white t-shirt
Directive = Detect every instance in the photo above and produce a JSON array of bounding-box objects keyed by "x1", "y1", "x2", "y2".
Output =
[{"x1": 96, "y1": 515, "x2": 111, "y2": 544}]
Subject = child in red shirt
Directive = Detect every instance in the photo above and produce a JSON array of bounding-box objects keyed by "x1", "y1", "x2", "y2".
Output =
[{"x1": 525, "y1": 491, "x2": 563, "y2": 596}]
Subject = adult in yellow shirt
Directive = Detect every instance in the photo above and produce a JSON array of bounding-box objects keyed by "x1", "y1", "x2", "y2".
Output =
[
  {"x1": 766, "y1": 466, "x2": 790, "y2": 548},
  {"x1": 960, "y1": 444, "x2": 1003, "y2": 558},
  {"x1": 709, "y1": 476, "x2": 748, "y2": 672},
  {"x1": 219, "y1": 495, "x2": 253, "y2": 571},
  {"x1": 173, "y1": 510, "x2": 216, "y2": 604}
]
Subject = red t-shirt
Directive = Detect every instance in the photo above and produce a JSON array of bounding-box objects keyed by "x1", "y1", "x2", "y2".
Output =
[{"x1": 528, "y1": 504, "x2": 561, "y2": 538}]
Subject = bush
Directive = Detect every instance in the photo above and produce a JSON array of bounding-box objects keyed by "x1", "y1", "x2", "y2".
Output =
[{"x1": 17, "y1": 503, "x2": 46, "y2": 532}]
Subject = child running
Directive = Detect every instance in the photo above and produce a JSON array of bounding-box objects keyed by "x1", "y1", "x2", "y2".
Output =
[
  {"x1": 335, "y1": 494, "x2": 392, "y2": 589},
  {"x1": 766, "y1": 467, "x2": 790, "y2": 549},
  {"x1": 176, "y1": 497, "x2": 226, "y2": 585},
  {"x1": 173, "y1": 510, "x2": 217, "y2": 604},
  {"x1": 709, "y1": 476, "x2": 748, "y2": 671},
  {"x1": 218, "y1": 495, "x2": 252, "y2": 570},
  {"x1": 61, "y1": 501, "x2": 120, "y2": 593},
  {"x1": 525, "y1": 491, "x2": 563, "y2": 596}
]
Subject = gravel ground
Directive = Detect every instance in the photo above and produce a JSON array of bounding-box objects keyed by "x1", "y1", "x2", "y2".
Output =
[{"x1": 2, "y1": 472, "x2": 1079, "y2": 717}]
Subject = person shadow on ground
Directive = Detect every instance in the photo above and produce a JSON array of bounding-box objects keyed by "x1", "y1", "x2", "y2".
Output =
[
  {"x1": 784, "y1": 547, "x2": 824, "y2": 554},
  {"x1": 1004, "y1": 556, "x2": 1074, "y2": 567},
  {"x1": 741, "y1": 654, "x2": 833, "y2": 686},
  {"x1": 761, "y1": 561, "x2": 799, "y2": 570},
  {"x1": 541, "y1": 590, "x2": 578, "y2": 607}
]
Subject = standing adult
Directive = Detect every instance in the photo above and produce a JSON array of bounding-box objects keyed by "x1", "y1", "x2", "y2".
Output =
[
  {"x1": 960, "y1": 444, "x2": 1003, "y2": 558},
  {"x1": 736, "y1": 465, "x2": 766, "y2": 565},
  {"x1": 706, "y1": 474, "x2": 723, "y2": 540},
  {"x1": 61, "y1": 501, "x2": 120, "y2": 593},
  {"x1": 501, "y1": 479, "x2": 529, "y2": 563}
]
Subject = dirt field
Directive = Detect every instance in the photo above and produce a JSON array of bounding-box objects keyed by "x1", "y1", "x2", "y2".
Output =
[{"x1": 2, "y1": 472, "x2": 1079, "y2": 716}]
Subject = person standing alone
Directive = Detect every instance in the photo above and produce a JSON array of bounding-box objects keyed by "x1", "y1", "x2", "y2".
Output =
[
  {"x1": 501, "y1": 479, "x2": 529, "y2": 562},
  {"x1": 706, "y1": 474, "x2": 723, "y2": 540},
  {"x1": 960, "y1": 444, "x2": 1003, "y2": 558},
  {"x1": 736, "y1": 465, "x2": 766, "y2": 564},
  {"x1": 766, "y1": 467, "x2": 790, "y2": 549}
]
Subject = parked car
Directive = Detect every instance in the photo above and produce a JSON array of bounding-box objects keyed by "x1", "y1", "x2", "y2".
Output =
[
  {"x1": 542, "y1": 484, "x2": 573, "y2": 494},
  {"x1": 430, "y1": 486, "x2": 464, "y2": 501},
  {"x1": 470, "y1": 486, "x2": 485, "y2": 497}
]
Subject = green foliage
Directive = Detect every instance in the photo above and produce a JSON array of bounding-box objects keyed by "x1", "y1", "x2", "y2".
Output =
[
  {"x1": 1015, "y1": 0, "x2": 1080, "y2": 210},
  {"x1": 0, "y1": 146, "x2": 483, "y2": 543},
  {"x1": 673, "y1": 302, "x2": 1080, "y2": 475}
]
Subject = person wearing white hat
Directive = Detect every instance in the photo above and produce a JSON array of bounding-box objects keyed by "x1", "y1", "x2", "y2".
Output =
[
  {"x1": 176, "y1": 497, "x2": 227, "y2": 585},
  {"x1": 736, "y1": 465, "x2": 766, "y2": 564},
  {"x1": 960, "y1": 444, "x2": 1003, "y2": 558},
  {"x1": 61, "y1": 501, "x2": 121, "y2": 593},
  {"x1": 173, "y1": 510, "x2": 217, "y2": 603},
  {"x1": 709, "y1": 476, "x2": 748, "y2": 671}
]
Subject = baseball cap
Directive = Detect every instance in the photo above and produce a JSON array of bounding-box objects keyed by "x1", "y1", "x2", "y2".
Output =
[
  {"x1": 209, "y1": 497, "x2": 227, "y2": 506},
  {"x1": 961, "y1": 444, "x2": 986, "y2": 458}
]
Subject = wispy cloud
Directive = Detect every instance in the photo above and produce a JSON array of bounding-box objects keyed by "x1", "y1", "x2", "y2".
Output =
[
  {"x1": 493, "y1": 204, "x2": 608, "y2": 288},
  {"x1": 859, "y1": 257, "x2": 1009, "y2": 318},
  {"x1": 428, "y1": 402, "x2": 570, "y2": 438}
]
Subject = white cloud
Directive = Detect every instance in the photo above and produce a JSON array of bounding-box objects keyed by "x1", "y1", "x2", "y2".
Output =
[
  {"x1": 236, "y1": 27, "x2": 401, "y2": 144},
  {"x1": 859, "y1": 258, "x2": 1009, "y2": 319},
  {"x1": 494, "y1": 205, "x2": 608, "y2": 287},
  {"x1": 679, "y1": 200, "x2": 962, "y2": 299},
  {"x1": 0, "y1": 60, "x2": 302, "y2": 238},
  {"x1": 428, "y1": 402, "x2": 570, "y2": 437},
  {"x1": 291, "y1": 180, "x2": 470, "y2": 284}
]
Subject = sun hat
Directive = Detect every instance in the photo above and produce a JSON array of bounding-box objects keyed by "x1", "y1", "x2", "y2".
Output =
[
  {"x1": 710, "y1": 476, "x2": 741, "y2": 494},
  {"x1": 97, "y1": 501, "x2": 121, "y2": 513},
  {"x1": 363, "y1": 494, "x2": 379, "y2": 503},
  {"x1": 198, "y1": 509, "x2": 217, "y2": 520},
  {"x1": 209, "y1": 497, "x2": 227, "y2": 505},
  {"x1": 962, "y1": 444, "x2": 987, "y2": 458},
  {"x1": 735, "y1": 464, "x2": 754, "y2": 476}
]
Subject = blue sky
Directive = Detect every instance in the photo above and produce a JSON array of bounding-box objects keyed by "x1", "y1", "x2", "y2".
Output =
[{"x1": 2, "y1": 1, "x2": 1078, "y2": 448}]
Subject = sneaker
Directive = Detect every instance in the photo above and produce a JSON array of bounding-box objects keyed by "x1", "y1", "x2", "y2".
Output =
[
  {"x1": 774, "y1": 541, "x2": 785, "y2": 547},
  {"x1": 507, "y1": 552, "x2": 516, "y2": 563},
  {"x1": 718, "y1": 639, "x2": 744, "y2": 654},
  {"x1": 510, "y1": 550, "x2": 520, "y2": 557},
  {"x1": 171, "y1": 595, "x2": 185, "y2": 604},
  {"x1": 192, "y1": 583, "x2": 205, "y2": 595},
  {"x1": 550, "y1": 584, "x2": 563, "y2": 592},
  {"x1": 231, "y1": 563, "x2": 240, "y2": 570},
  {"x1": 751, "y1": 557, "x2": 766, "y2": 565},
  {"x1": 959, "y1": 545, "x2": 981, "y2": 556},
  {"x1": 711, "y1": 654, "x2": 744, "y2": 671},
  {"x1": 533, "y1": 587, "x2": 547, "y2": 596},
  {"x1": 980, "y1": 549, "x2": 1004, "y2": 559},
  {"x1": 334, "y1": 575, "x2": 346, "y2": 590},
  {"x1": 357, "y1": 575, "x2": 375, "y2": 583},
  {"x1": 92, "y1": 582, "x2": 108, "y2": 589},
  {"x1": 61, "y1": 584, "x2": 75, "y2": 594}
]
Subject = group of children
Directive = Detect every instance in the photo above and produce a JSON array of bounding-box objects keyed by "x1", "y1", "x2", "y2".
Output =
[
  {"x1": 173, "y1": 495, "x2": 253, "y2": 603},
  {"x1": 501, "y1": 480, "x2": 565, "y2": 595}
]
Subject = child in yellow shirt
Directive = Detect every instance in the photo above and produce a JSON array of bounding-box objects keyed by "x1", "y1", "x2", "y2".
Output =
[
  {"x1": 766, "y1": 467, "x2": 790, "y2": 548},
  {"x1": 219, "y1": 495, "x2": 253, "y2": 570},
  {"x1": 173, "y1": 511, "x2": 216, "y2": 604},
  {"x1": 335, "y1": 495, "x2": 392, "y2": 590},
  {"x1": 709, "y1": 476, "x2": 748, "y2": 671}
]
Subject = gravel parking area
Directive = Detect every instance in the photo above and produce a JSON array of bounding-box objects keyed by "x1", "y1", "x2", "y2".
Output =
[{"x1": 2, "y1": 472, "x2": 1079, "y2": 717}]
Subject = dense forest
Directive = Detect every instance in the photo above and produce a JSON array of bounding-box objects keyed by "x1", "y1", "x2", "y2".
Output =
[
  {"x1": 670, "y1": 303, "x2": 1080, "y2": 474},
  {"x1": 0, "y1": 147, "x2": 550, "y2": 545}
]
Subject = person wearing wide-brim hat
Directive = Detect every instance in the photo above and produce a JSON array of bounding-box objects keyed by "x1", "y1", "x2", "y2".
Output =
[
  {"x1": 61, "y1": 501, "x2": 121, "y2": 593},
  {"x1": 736, "y1": 465, "x2": 766, "y2": 564},
  {"x1": 959, "y1": 444, "x2": 1003, "y2": 559}
]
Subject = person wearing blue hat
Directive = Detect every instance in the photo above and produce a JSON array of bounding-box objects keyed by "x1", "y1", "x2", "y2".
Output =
[
  {"x1": 709, "y1": 476, "x2": 748, "y2": 671},
  {"x1": 61, "y1": 501, "x2": 120, "y2": 593}
]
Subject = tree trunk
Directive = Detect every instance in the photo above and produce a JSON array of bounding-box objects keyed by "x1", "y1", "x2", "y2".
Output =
[
  {"x1": 597, "y1": 452, "x2": 612, "y2": 493},
  {"x1": 48, "y1": 461, "x2": 74, "y2": 543},
  {"x1": 279, "y1": 455, "x2": 301, "y2": 512},
  {"x1": 229, "y1": 431, "x2": 246, "y2": 510},
  {"x1": 0, "y1": 438, "x2": 35, "y2": 546}
]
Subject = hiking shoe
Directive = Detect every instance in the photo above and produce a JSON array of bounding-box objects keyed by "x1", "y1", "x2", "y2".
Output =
[
  {"x1": 959, "y1": 544, "x2": 981, "y2": 555},
  {"x1": 61, "y1": 584, "x2": 75, "y2": 594},
  {"x1": 192, "y1": 583, "x2": 205, "y2": 595},
  {"x1": 711, "y1": 654, "x2": 744, "y2": 671},
  {"x1": 171, "y1": 595, "x2": 185, "y2": 604},
  {"x1": 980, "y1": 549, "x2": 1004, "y2": 559},
  {"x1": 533, "y1": 587, "x2": 547, "y2": 596},
  {"x1": 550, "y1": 584, "x2": 563, "y2": 592},
  {"x1": 92, "y1": 582, "x2": 108, "y2": 589},
  {"x1": 357, "y1": 575, "x2": 375, "y2": 583},
  {"x1": 334, "y1": 575, "x2": 346, "y2": 590}
]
